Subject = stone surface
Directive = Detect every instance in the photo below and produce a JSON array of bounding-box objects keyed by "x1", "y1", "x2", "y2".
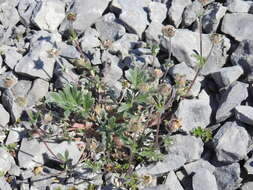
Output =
[
  {"x1": 32, "y1": 0, "x2": 65, "y2": 32},
  {"x1": 183, "y1": 159, "x2": 215, "y2": 175},
  {"x1": 67, "y1": 0, "x2": 109, "y2": 32},
  {"x1": 168, "y1": 0, "x2": 192, "y2": 27},
  {"x1": 145, "y1": 21, "x2": 163, "y2": 44},
  {"x1": 216, "y1": 81, "x2": 248, "y2": 122},
  {"x1": 1, "y1": 46, "x2": 22, "y2": 70},
  {"x1": 231, "y1": 40, "x2": 253, "y2": 77},
  {"x1": 0, "y1": 0, "x2": 20, "y2": 29},
  {"x1": 211, "y1": 65, "x2": 243, "y2": 88},
  {"x1": 0, "y1": 177, "x2": 11, "y2": 190},
  {"x1": 182, "y1": 1, "x2": 203, "y2": 27},
  {"x1": 192, "y1": 169, "x2": 218, "y2": 190},
  {"x1": 213, "y1": 122, "x2": 249, "y2": 163},
  {"x1": 166, "y1": 134, "x2": 204, "y2": 162},
  {"x1": 202, "y1": 3, "x2": 227, "y2": 33},
  {"x1": 136, "y1": 154, "x2": 186, "y2": 176},
  {"x1": 80, "y1": 28, "x2": 101, "y2": 49},
  {"x1": 5, "y1": 127, "x2": 26, "y2": 145},
  {"x1": 241, "y1": 182, "x2": 253, "y2": 190},
  {"x1": 214, "y1": 163, "x2": 242, "y2": 190},
  {"x1": 0, "y1": 147, "x2": 15, "y2": 174},
  {"x1": 221, "y1": 13, "x2": 253, "y2": 41},
  {"x1": 0, "y1": 104, "x2": 9, "y2": 126},
  {"x1": 244, "y1": 156, "x2": 253, "y2": 175},
  {"x1": 226, "y1": 0, "x2": 253, "y2": 13},
  {"x1": 95, "y1": 13, "x2": 126, "y2": 41},
  {"x1": 18, "y1": 0, "x2": 37, "y2": 26},
  {"x1": 0, "y1": 72, "x2": 18, "y2": 90},
  {"x1": 165, "y1": 171, "x2": 184, "y2": 190},
  {"x1": 175, "y1": 90, "x2": 212, "y2": 132},
  {"x1": 148, "y1": 2, "x2": 167, "y2": 23},
  {"x1": 235, "y1": 105, "x2": 253, "y2": 125},
  {"x1": 58, "y1": 43, "x2": 81, "y2": 59}
]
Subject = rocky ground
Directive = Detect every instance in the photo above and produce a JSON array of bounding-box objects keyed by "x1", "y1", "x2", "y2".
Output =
[{"x1": 1, "y1": 0, "x2": 253, "y2": 189}]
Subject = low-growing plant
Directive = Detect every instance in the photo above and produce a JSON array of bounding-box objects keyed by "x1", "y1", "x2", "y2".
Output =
[{"x1": 191, "y1": 127, "x2": 213, "y2": 142}]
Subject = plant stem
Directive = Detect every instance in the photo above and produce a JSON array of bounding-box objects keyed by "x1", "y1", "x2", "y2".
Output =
[
  {"x1": 162, "y1": 37, "x2": 172, "y2": 82},
  {"x1": 155, "y1": 113, "x2": 161, "y2": 149}
]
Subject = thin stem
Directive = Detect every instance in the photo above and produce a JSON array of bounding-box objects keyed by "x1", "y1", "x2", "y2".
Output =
[
  {"x1": 162, "y1": 37, "x2": 172, "y2": 82},
  {"x1": 155, "y1": 113, "x2": 161, "y2": 149}
]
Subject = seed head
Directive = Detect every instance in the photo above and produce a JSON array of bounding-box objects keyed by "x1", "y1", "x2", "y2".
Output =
[
  {"x1": 198, "y1": 0, "x2": 209, "y2": 6},
  {"x1": 210, "y1": 33, "x2": 223, "y2": 45},
  {"x1": 67, "y1": 12, "x2": 77, "y2": 22},
  {"x1": 162, "y1": 25, "x2": 176, "y2": 38}
]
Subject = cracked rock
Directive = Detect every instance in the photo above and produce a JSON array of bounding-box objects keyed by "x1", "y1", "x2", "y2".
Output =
[
  {"x1": 192, "y1": 169, "x2": 218, "y2": 190},
  {"x1": 235, "y1": 105, "x2": 253, "y2": 125}
]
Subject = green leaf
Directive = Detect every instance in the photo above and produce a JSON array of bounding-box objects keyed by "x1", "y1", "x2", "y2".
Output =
[{"x1": 118, "y1": 103, "x2": 132, "y2": 113}]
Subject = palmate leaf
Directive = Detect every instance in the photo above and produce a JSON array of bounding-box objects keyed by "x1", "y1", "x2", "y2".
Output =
[{"x1": 126, "y1": 67, "x2": 148, "y2": 89}]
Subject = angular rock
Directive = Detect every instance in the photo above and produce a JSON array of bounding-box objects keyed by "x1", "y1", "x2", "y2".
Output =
[
  {"x1": 213, "y1": 122, "x2": 249, "y2": 163},
  {"x1": 192, "y1": 169, "x2": 218, "y2": 190},
  {"x1": 241, "y1": 182, "x2": 253, "y2": 190},
  {"x1": 145, "y1": 21, "x2": 163, "y2": 44},
  {"x1": 32, "y1": 0, "x2": 65, "y2": 32},
  {"x1": 2, "y1": 80, "x2": 32, "y2": 122},
  {"x1": 182, "y1": 1, "x2": 203, "y2": 27},
  {"x1": 211, "y1": 65, "x2": 243, "y2": 88},
  {"x1": 0, "y1": 0, "x2": 20, "y2": 29},
  {"x1": 183, "y1": 159, "x2": 215, "y2": 175},
  {"x1": 244, "y1": 156, "x2": 253, "y2": 175},
  {"x1": 202, "y1": 3, "x2": 227, "y2": 33},
  {"x1": 235, "y1": 105, "x2": 253, "y2": 125},
  {"x1": 166, "y1": 134, "x2": 204, "y2": 162},
  {"x1": 80, "y1": 28, "x2": 101, "y2": 50},
  {"x1": 67, "y1": 0, "x2": 109, "y2": 32},
  {"x1": 58, "y1": 43, "x2": 81, "y2": 59},
  {"x1": 231, "y1": 40, "x2": 253, "y2": 76},
  {"x1": 18, "y1": 0, "x2": 37, "y2": 26},
  {"x1": 175, "y1": 90, "x2": 212, "y2": 132},
  {"x1": 221, "y1": 13, "x2": 253, "y2": 41},
  {"x1": 165, "y1": 171, "x2": 184, "y2": 190},
  {"x1": 216, "y1": 81, "x2": 248, "y2": 122},
  {"x1": 15, "y1": 32, "x2": 61, "y2": 80},
  {"x1": 0, "y1": 147, "x2": 15, "y2": 174},
  {"x1": 226, "y1": 0, "x2": 253, "y2": 13},
  {"x1": 5, "y1": 127, "x2": 26, "y2": 145},
  {"x1": 0, "y1": 104, "x2": 9, "y2": 126},
  {"x1": 2, "y1": 46, "x2": 22, "y2": 70},
  {"x1": 136, "y1": 154, "x2": 186, "y2": 176},
  {"x1": 214, "y1": 163, "x2": 242, "y2": 190},
  {"x1": 95, "y1": 13, "x2": 126, "y2": 41},
  {"x1": 18, "y1": 138, "x2": 46, "y2": 169},
  {"x1": 148, "y1": 2, "x2": 167, "y2": 23},
  {"x1": 168, "y1": 0, "x2": 192, "y2": 27},
  {"x1": 85, "y1": 48, "x2": 102, "y2": 65},
  {"x1": 161, "y1": 29, "x2": 213, "y2": 68}
]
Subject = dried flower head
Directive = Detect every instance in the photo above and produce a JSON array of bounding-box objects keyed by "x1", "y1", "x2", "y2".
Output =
[
  {"x1": 198, "y1": 0, "x2": 209, "y2": 6},
  {"x1": 168, "y1": 118, "x2": 182, "y2": 132},
  {"x1": 153, "y1": 69, "x2": 163, "y2": 79},
  {"x1": 141, "y1": 174, "x2": 153, "y2": 185},
  {"x1": 162, "y1": 25, "x2": 176, "y2": 38},
  {"x1": 3, "y1": 77, "x2": 16, "y2": 88},
  {"x1": 138, "y1": 83, "x2": 150, "y2": 92},
  {"x1": 102, "y1": 39, "x2": 113, "y2": 49},
  {"x1": 67, "y1": 12, "x2": 77, "y2": 22},
  {"x1": 210, "y1": 33, "x2": 223, "y2": 45},
  {"x1": 159, "y1": 83, "x2": 171, "y2": 95},
  {"x1": 15, "y1": 97, "x2": 27, "y2": 107}
]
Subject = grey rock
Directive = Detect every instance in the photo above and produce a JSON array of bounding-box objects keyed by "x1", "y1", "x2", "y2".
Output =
[
  {"x1": 111, "y1": 33, "x2": 139, "y2": 56},
  {"x1": 175, "y1": 90, "x2": 212, "y2": 132},
  {"x1": 2, "y1": 46, "x2": 23, "y2": 70},
  {"x1": 85, "y1": 48, "x2": 102, "y2": 65},
  {"x1": 184, "y1": 159, "x2": 215, "y2": 175},
  {"x1": 0, "y1": 147, "x2": 15, "y2": 174},
  {"x1": 182, "y1": 1, "x2": 203, "y2": 27},
  {"x1": 161, "y1": 29, "x2": 213, "y2": 68},
  {"x1": 241, "y1": 182, "x2": 253, "y2": 190},
  {"x1": 95, "y1": 13, "x2": 126, "y2": 41},
  {"x1": 18, "y1": 0, "x2": 37, "y2": 25},
  {"x1": 136, "y1": 154, "x2": 186, "y2": 176},
  {"x1": 213, "y1": 122, "x2": 249, "y2": 163},
  {"x1": 2, "y1": 80, "x2": 32, "y2": 122},
  {"x1": 202, "y1": 3, "x2": 227, "y2": 33},
  {"x1": 221, "y1": 13, "x2": 253, "y2": 41},
  {"x1": 216, "y1": 81, "x2": 248, "y2": 122},
  {"x1": 18, "y1": 138, "x2": 46, "y2": 169},
  {"x1": 214, "y1": 163, "x2": 242, "y2": 190},
  {"x1": 8, "y1": 164, "x2": 21, "y2": 176},
  {"x1": 231, "y1": 40, "x2": 253, "y2": 76},
  {"x1": 5, "y1": 127, "x2": 26, "y2": 145},
  {"x1": 0, "y1": 0, "x2": 20, "y2": 29},
  {"x1": 15, "y1": 32, "x2": 61, "y2": 80},
  {"x1": 32, "y1": 0, "x2": 65, "y2": 32},
  {"x1": 143, "y1": 185, "x2": 173, "y2": 190},
  {"x1": 0, "y1": 71, "x2": 18, "y2": 90},
  {"x1": 27, "y1": 78, "x2": 49, "y2": 107},
  {"x1": 0, "y1": 177, "x2": 11, "y2": 190},
  {"x1": 145, "y1": 21, "x2": 163, "y2": 44},
  {"x1": 211, "y1": 65, "x2": 243, "y2": 88},
  {"x1": 165, "y1": 171, "x2": 184, "y2": 190},
  {"x1": 111, "y1": 0, "x2": 149, "y2": 14},
  {"x1": 226, "y1": 0, "x2": 253, "y2": 13},
  {"x1": 166, "y1": 134, "x2": 204, "y2": 162},
  {"x1": 193, "y1": 169, "x2": 218, "y2": 190},
  {"x1": 148, "y1": 2, "x2": 167, "y2": 23},
  {"x1": 168, "y1": 0, "x2": 192, "y2": 27},
  {"x1": 67, "y1": 0, "x2": 109, "y2": 32},
  {"x1": 0, "y1": 104, "x2": 9, "y2": 126},
  {"x1": 30, "y1": 173, "x2": 54, "y2": 189},
  {"x1": 244, "y1": 156, "x2": 253, "y2": 175},
  {"x1": 80, "y1": 28, "x2": 101, "y2": 49},
  {"x1": 235, "y1": 105, "x2": 253, "y2": 125},
  {"x1": 58, "y1": 42, "x2": 81, "y2": 59}
]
